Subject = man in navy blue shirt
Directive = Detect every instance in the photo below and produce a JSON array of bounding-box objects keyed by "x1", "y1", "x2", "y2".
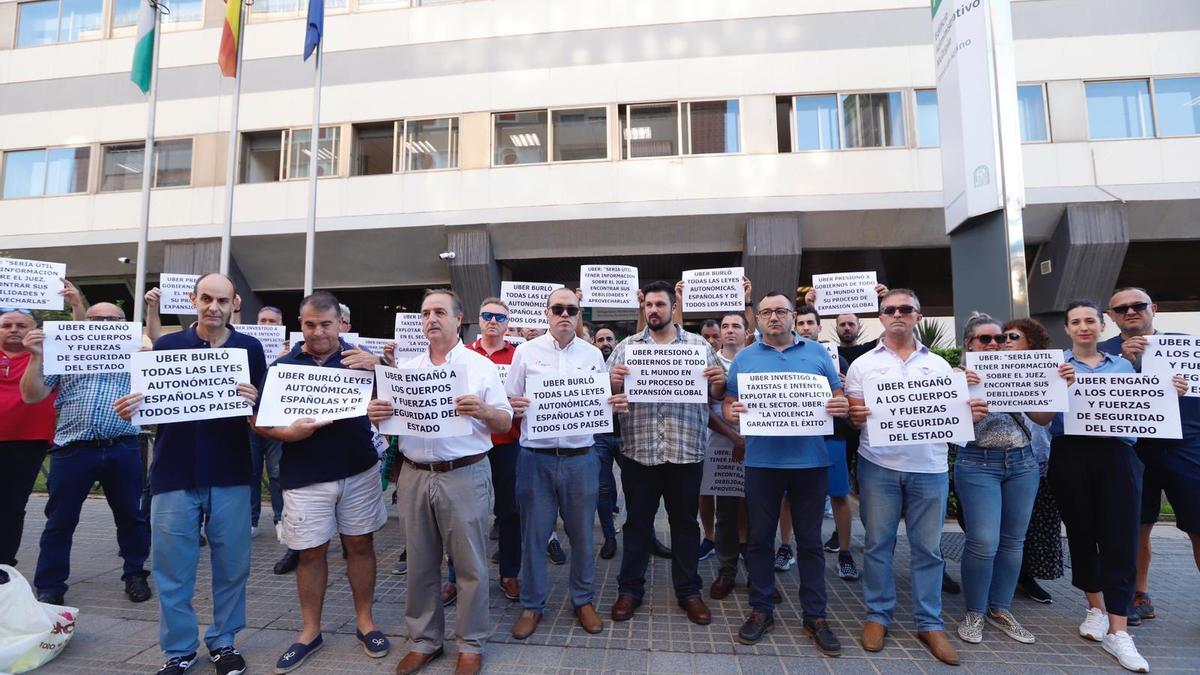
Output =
[
  {"x1": 115, "y1": 273, "x2": 266, "y2": 675},
  {"x1": 1100, "y1": 287, "x2": 1200, "y2": 625},
  {"x1": 723, "y1": 291, "x2": 848, "y2": 656}
]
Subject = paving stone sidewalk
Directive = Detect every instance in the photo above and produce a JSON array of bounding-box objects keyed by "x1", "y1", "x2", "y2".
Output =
[{"x1": 12, "y1": 493, "x2": 1200, "y2": 674}]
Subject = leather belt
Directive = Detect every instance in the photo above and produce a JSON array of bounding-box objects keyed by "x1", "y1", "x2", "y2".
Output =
[
  {"x1": 60, "y1": 435, "x2": 136, "y2": 450},
  {"x1": 404, "y1": 452, "x2": 488, "y2": 473},
  {"x1": 526, "y1": 446, "x2": 591, "y2": 457}
]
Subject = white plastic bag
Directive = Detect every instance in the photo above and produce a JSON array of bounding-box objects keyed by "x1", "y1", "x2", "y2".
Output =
[{"x1": 0, "y1": 565, "x2": 78, "y2": 674}]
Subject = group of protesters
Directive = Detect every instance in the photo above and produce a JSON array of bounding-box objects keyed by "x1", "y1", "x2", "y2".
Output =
[{"x1": 1, "y1": 270, "x2": 1196, "y2": 675}]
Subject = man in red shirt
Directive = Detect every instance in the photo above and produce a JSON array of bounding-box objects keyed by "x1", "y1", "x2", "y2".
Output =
[{"x1": 0, "y1": 309, "x2": 57, "y2": 570}]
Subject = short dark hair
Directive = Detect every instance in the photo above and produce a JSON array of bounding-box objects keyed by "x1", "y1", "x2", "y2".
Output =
[
  {"x1": 701, "y1": 319, "x2": 719, "y2": 330},
  {"x1": 1002, "y1": 317, "x2": 1050, "y2": 350},
  {"x1": 1064, "y1": 299, "x2": 1104, "y2": 324},
  {"x1": 299, "y1": 290, "x2": 341, "y2": 318},
  {"x1": 794, "y1": 304, "x2": 818, "y2": 321},
  {"x1": 642, "y1": 281, "x2": 676, "y2": 306},
  {"x1": 423, "y1": 288, "x2": 464, "y2": 317},
  {"x1": 758, "y1": 291, "x2": 794, "y2": 310},
  {"x1": 719, "y1": 311, "x2": 746, "y2": 329}
]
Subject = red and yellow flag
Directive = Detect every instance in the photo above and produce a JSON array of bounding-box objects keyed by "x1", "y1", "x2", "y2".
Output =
[{"x1": 218, "y1": 0, "x2": 242, "y2": 77}]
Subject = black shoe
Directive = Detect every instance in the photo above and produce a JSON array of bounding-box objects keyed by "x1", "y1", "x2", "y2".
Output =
[
  {"x1": 600, "y1": 538, "x2": 617, "y2": 560},
  {"x1": 36, "y1": 590, "x2": 65, "y2": 606},
  {"x1": 209, "y1": 646, "x2": 247, "y2": 675},
  {"x1": 735, "y1": 612, "x2": 774, "y2": 645},
  {"x1": 651, "y1": 538, "x2": 673, "y2": 559},
  {"x1": 1126, "y1": 605, "x2": 1143, "y2": 627},
  {"x1": 942, "y1": 570, "x2": 960, "y2": 595},
  {"x1": 1018, "y1": 576, "x2": 1052, "y2": 604},
  {"x1": 804, "y1": 618, "x2": 842, "y2": 657},
  {"x1": 156, "y1": 652, "x2": 198, "y2": 675},
  {"x1": 547, "y1": 539, "x2": 567, "y2": 565},
  {"x1": 199, "y1": 533, "x2": 207, "y2": 547},
  {"x1": 0, "y1": 569, "x2": 9, "y2": 584},
  {"x1": 391, "y1": 549, "x2": 407, "y2": 576},
  {"x1": 273, "y1": 549, "x2": 300, "y2": 575},
  {"x1": 823, "y1": 531, "x2": 840, "y2": 553},
  {"x1": 125, "y1": 574, "x2": 152, "y2": 603}
]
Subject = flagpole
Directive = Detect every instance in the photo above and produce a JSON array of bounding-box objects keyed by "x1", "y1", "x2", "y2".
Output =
[
  {"x1": 219, "y1": 0, "x2": 247, "y2": 276},
  {"x1": 132, "y1": 1, "x2": 161, "y2": 325},
  {"x1": 303, "y1": 39, "x2": 321, "y2": 297}
]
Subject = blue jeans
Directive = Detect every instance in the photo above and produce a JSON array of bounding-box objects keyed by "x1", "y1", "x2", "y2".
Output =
[
  {"x1": 515, "y1": 447, "x2": 599, "y2": 611},
  {"x1": 745, "y1": 466, "x2": 828, "y2": 620},
  {"x1": 955, "y1": 445, "x2": 1039, "y2": 614},
  {"x1": 248, "y1": 432, "x2": 283, "y2": 527},
  {"x1": 151, "y1": 486, "x2": 251, "y2": 658},
  {"x1": 35, "y1": 438, "x2": 149, "y2": 596},
  {"x1": 594, "y1": 434, "x2": 621, "y2": 541},
  {"x1": 858, "y1": 456, "x2": 948, "y2": 631}
]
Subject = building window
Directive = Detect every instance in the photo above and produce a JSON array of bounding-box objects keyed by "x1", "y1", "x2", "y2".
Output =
[
  {"x1": 915, "y1": 89, "x2": 939, "y2": 148},
  {"x1": 841, "y1": 92, "x2": 905, "y2": 149},
  {"x1": 621, "y1": 103, "x2": 679, "y2": 159},
  {"x1": 403, "y1": 117, "x2": 459, "y2": 171},
  {"x1": 287, "y1": 127, "x2": 340, "y2": 179},
  {"x1": 250, "y1": 0, "x2": 345, "y2": 20},
  {"x1": 240, "y1": 130, "x2": 283, "y2": 183},
  {"x1": 683, "y1": 100, "x2": 740, "y2": 155},
  {"x1": 552, "y1": 107, "x2": 608, "y2": 161},
  {"x1": 113, "y1": 0, "x2": 203, "y2": 31},
  {"x1": 1086, "y1": 80, "x2": 1154, "y2": 140},
  {"x1": 17, "y1": 0, "x2": 103, "y2": 47},
  {"x1": 351, "y1": 122, "x2": 396, "y2": 176},
  {"x1": 1017, "y1": 84, "x2": 1050, "y2": 142},
  {"x1": 1153, "y1": 76, "x2": 1200, "y2": 137},
  {"x1": 100, "y1": 139, "x2": 193, "y2": 192},
  {"x1": 793, "y1": 94, "x2": 840, "y2": 151},
  {"x1": 2, "y1": 147, "x2": 90, "y2": 199},
  {"x1": 493, "y1": 111, "x2": 547, "y2": 165}
]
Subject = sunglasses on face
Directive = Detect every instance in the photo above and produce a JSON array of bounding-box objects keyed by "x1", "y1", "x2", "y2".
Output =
[
  {"x1": 0, "y1": 308, "x2": 33, "y2": 315},
  {"x1": 480, "y1": 311, "x2": 508, "y2": 323},
  {"x1": 880, "y1": 305, "x2": 917, "y2": 316},
  {"x1": 549, "y1": 305, "x2": 580, "y2": 317},
  {"x1": 972, "y1": 333, "x2": 1011, "y2": 345},
  {"x1": 1110, "y1": 302, "x2": 1149, "y2": 315}
]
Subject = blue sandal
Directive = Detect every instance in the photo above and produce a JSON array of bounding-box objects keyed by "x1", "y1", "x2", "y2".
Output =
[
  {"x1": 355, "y1": 629, "x2": 390, "y2": 658},
  {"x1": 274, "y1": 634, "x2": 323, "y2": 674}
]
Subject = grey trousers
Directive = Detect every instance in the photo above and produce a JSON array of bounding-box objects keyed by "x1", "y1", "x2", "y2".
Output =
[{"x1": 396, "y1": 458, "x2": 493, "y2": 654}]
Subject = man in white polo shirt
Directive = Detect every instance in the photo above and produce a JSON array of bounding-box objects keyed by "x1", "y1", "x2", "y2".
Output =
[
  {"x1": 367, "y1": 289, "x2": 512, "y2": 675},
  {"x1": 845, "y1": 288, "x2": 987, "y2": 667}
]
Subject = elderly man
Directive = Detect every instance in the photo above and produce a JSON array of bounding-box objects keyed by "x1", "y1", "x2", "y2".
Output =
[{"x1": 369, "y1": 289, "x2": 512, "y2": 675}]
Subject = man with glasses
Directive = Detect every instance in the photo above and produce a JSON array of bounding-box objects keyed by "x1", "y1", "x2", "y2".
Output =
[
  {"x1": 1101, "y1": 287, "x2": 1200, "y2": 624},
  {"x1": 1, "y1": 308, "x2": 57, "y2": 575},
  {"x1": 19, "y1": 300, "x2": 152, "y2": 607},
  {"x1": 507, "y1": 288, "x2": 625, "y2": 639},
  {"x1": 607, "y1": 280, "x2": 727, "y2": 625},
  {"x1": 845, "y1": 289, "x2": 988, "y2": 666}
]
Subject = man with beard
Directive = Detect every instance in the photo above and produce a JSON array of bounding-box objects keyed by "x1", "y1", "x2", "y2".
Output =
[{"x1": 592, "y1": 326, "x2": 623, "y2": 559}]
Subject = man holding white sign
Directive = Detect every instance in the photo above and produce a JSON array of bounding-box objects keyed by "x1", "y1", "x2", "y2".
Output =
[
  {"x1": 114, "y1": 273, "x2": 265, "y2": 675},
  {"x1": 722, "y1": 292, "x2": 847, "y2": 654},
  {"x1": 367, "y1": 289, "x2": 511, "y2": 675},
  {"x1": 253, "y1": 291, "x2": 391, "y2": 673},
  {"x1": 505, "y1": 287, "x2": 623, "y2": 640},
  {"x1": 846, "y1": 288, "x2": 988, "y2": 666}
]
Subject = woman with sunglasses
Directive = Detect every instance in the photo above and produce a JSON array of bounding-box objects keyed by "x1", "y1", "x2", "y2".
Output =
[
  {"x1": 954, "y1": 313, "x2": 1072, "y2": 646},
  {"x1": 1002, "y1": 319, "x2": 1064, "y2": 605}
]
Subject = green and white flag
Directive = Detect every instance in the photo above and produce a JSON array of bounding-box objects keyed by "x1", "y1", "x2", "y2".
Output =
[{"x1": 131, "y1": 0, "x2": 156, "y2": 93}]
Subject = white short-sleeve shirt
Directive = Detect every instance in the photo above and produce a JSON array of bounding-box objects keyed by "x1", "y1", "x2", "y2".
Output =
[{"x1": 506, "y1": 332, "x2": 608, "y2": 449}]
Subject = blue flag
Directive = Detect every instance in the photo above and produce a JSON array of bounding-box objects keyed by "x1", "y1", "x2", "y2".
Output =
[{"x1": 303, "y1": 0, "x2": 323, "y2": 61}]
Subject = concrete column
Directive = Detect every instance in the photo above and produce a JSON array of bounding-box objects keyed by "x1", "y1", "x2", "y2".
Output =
[
  {"x1": 742, "y1": 215, "x2": 802, "y2": 305},
  {"x1": 950, "y1": 206, "x2": 1030, "y2": 341},
  {"x1": 163, "y1": 239, "x2": 260, "y2": 324},
  {"x1": 445, "y1": 226, "x2": 501, "y2": 336}
]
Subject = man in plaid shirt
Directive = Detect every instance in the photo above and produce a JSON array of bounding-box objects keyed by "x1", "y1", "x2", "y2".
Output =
[{"x1": 606, "y1": 281, "x2": 726, "y2": 626}]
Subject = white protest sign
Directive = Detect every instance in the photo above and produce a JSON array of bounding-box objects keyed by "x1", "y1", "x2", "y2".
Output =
[
  {"x1": 129, "y1": 348, "x2": 252, "y2": 425},
  {"x1": 354, "y1": 337, "x2": 393, "y2": 357},
  {"x1": 682, "y1": 267, "x2": 744, "y2": 313},
  {"x1": 393, "y1": 313, "x2": 429, "y2": 358},
  {"x1": 823, "y1": 342, "x2": 840, "y2": 367},
  {"x1": 1143, "y1": 335, "x2": 1200, "y2": 397},
  {"x1": 737, "y1": 372, "x2": 833, "y2": 437},
  {"x1": 256, "y1": 364, "x2": 374, "y2": 426},
  {"x1": 503, "y1": 334, "x2": 526, "y2": 346},
  {"x1": 580, "y1": 265, "x2": 639, "y2": 308},
  {"x1": 1066, "y1": 373, "x2": 1182, "y2": 439},
  {"x1": 965, "y1": 350, "x2": 1068, "y2": 412},
  {"x1": 701, "y1": 438, "x2": 744, "y2": 497},
  {"x1": 42, "y1": 321, "x2": 142, "y2": 375},
  {"x1": 374, "y1": 364, "x2": 470, "y2": 438},
  {"x1": 863, "y1": 372, "x2": 975, "y2": 447},
  {"x1": 231, "y1": 324, "x2": 285, "y2": 360},
  {"x1": 624, "y1": 344, "x2": 708, "y2": 403},
  {"x1": 525, "y1": 372, "x2": 612, "y2": 440},
  {"x1": 812, "y1": 271, "x2": 879, "y2": 316},
  {"x1": 158, "y1": 274, "x2": 200, "y2": 314},
  {"x1": 501, "y1": 281, "x2": 564, "y2": 329},
  {"x1": 0, "y1": 257, "x2": 66, "y2": 310},
  {"x1": 495, "y1": 364, "x2": 510, "y2": 387}
]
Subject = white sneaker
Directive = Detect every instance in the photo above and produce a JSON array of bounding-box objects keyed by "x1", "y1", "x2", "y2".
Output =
[
  {"x1": 957, "y1": 611, "x2": 984, "y2": 644},
  {"x1": 987, "y1": 609, "x2": 1036, "y2": 644},
  {"x1": 275, "y1": 522, "x2": 284, "y2": 544},
  {"x1": 1080, "y1": 607, "x2": 1109, "y2": 642},
  {"x1": 250, "y1": 526, "x2": 257, "y2": 538},
  {"x1": 1102, "y1": 631, "x2": 1150, "y2": 672}
]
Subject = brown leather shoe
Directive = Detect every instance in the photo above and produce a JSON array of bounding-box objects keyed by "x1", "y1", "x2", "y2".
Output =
[
  {"x1": 511, "y1": 609, "x2": 541, "y2": 639},
  {"x1": 678, "y1": 597, "x2": 712, "y2": 625},
  {"x1": 710, "y1": 575, "x2": 735, "y2": 600},
  {"x1": 918, "y1": 630, "x2": 961, "y2": 666},
  {"x1": 611, "y1": 594, "x2": 641, "y2": 621},
  {"x1": 860, "y1": 621, "x2": 888, "y2": 652},
  {"x1": 454, "y1": 652, "x2": 482, "y2": 675},
  {"x1": 395, "y1": 647, "x2": 443, "y2": 675},
  {"x1": 575, "y1": 603, "x2": 603, "y2": 634},
  {"x1": 499, "y1": 577, "x2": 520, "y2": 602}
]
